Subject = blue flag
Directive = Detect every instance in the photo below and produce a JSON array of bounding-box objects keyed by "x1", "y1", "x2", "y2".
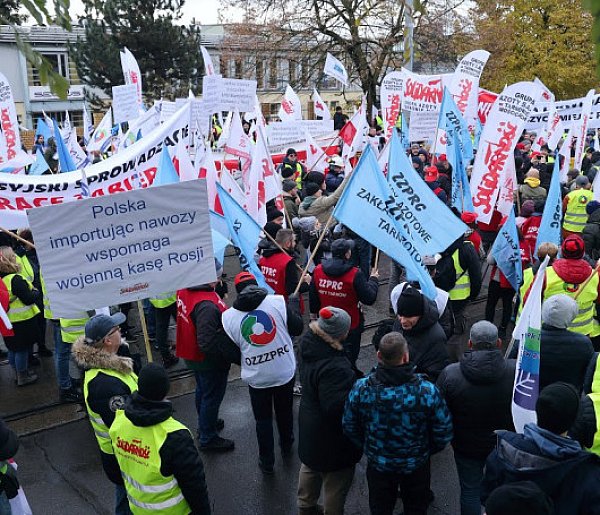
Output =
[
  {"x1": 210, "y1": 210, "x2": 231, "y2": 265},
  {"x1": 400, "y1": 112, "x2": 410, "y2": 150},
  {"x1": 388, "y1": 129, "x2": 468, "y2": 254},
  {"x1": 438, "y1": 88, "x2": 473, "y2": 164},
  {"x1": 474, "y1": 119, "x2": 483, "y2": 150},
  {"x1": 216, "y1": 183, "x2": 274, "y2": 293},
  {"x1": 535, "y1": 156, "x2": 562, "y2": 253},
  {"x1": 332, "y1": 145, "x2": 437, "y2": 299},
  {"x1": 153, "y1": 146, "x2": 180, "y2": 186},
  {"x1": 29, "y1": 149, "x2": 49, "y2": 175},
  {"x1": 51, "y1": 119, "x2": 77, "y2": 172},
  {"x1": 491, "y1": 210, "x2": 523, "y2": 291},
  {"x1": 36, "y1": 118, "x2": 52, "y2": 142}
]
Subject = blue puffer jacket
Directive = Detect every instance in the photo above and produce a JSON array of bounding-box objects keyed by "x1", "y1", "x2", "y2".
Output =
[{"x1": 342, "y1": 363, "x2": 452, "y2": 473}]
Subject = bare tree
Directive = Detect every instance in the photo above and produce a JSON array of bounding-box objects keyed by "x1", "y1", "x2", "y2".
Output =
[{"x1": 222, "y1": 0, "x2": 465, "y2": 116}]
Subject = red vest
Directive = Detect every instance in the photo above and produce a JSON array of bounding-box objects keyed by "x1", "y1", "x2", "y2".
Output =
[
  {"x1": 312, "y1": 264, "x2": 360, "y2": 329},
  {"x1": 175, "y1": 289, "x2": 227, "y2": 362},
  {"x1": 259, "y1": 252, "x2": 292, "y2": 296},
  {"x1": 259, "y1": 251, "x2": 305, "y2": 313}
]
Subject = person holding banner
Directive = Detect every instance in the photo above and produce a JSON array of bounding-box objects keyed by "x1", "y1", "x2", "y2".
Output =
[
  {"x1": 562, "y1": 176, "x2": 593, "y2": 239},
  {"x1": 148, "y1": 293, "x2": 180, "y2": 369},
  {"x1": 0, "y1": 247, "x2": 42, "y2": 387}
]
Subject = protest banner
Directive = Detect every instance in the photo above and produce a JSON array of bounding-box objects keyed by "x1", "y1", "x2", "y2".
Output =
[
  {"x1": 120, "y1": 47, "x2": 143, "y2": 108},
  {"x1": 448, "y1": 50, "x2": 490, "y2": 127},
  {"x1": 28, "y1": 180, "x2": 215, "y2": 318},
  {"x1": 491, "y1": 210, "x2": 522, "y2": 291},
  {"x1": 572, "y1": 89, "x2": 595, "y2": 169},
  {"x1": 203, "y1": 75, "x2": 257, "y2": 113},
  {"x1": 471, "y1": 81, "x2": 542, "y2": 224},
  {"x1": 536, "y1": 157, "x2": 562, "y2": 252},
  {"x1": 0, "y1": 103, "x2": 190, "y2": 228},
  {"x1": 87, "y1": 109, "x2": 114, "y2": 153},
  {"x1": 312, "y1": 88, "x2": 331, "y2": 120},
  {"x1": 477, "y1": 88, "x2": 498, "y2": 125},
  {"x1": 266, "y1": 120, "x2": 334, "y2": 147},
  {"x1": 278, "y1": 85, "x2": 303, "y2": 121},
  {"x1": 201, "y1": 46, "x2": 216, "y2": 76},
  {"x1": 160, "y1": 101, "x2": 178, "y2": 124},
  {"x1": 380, "y1": 71, "x2": 404, "y2": 140},
  {"x1": 526, "y1": 92, "x2": 600, "y2": 130},
  {"x1": 0, "y1": 72, "x2": 22, "y2": 161}
]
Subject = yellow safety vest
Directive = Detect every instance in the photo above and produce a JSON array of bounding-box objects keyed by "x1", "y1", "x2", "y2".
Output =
[
  {"x1": 587, "y1": 392, "x2": 600, "y2": 455},
  {"x1": 519, "y1": 268, "x2": 534, "y2": 311},
  {"x1": 563, "y1": 189, "x2": 593, "y2": 233},
  {"x1": 109, "y1": 410, "x2": 191, "y2": 515},
  {"x1": 2, "y1": 274, "x2": 40, "y2": 323},
  {"x1": 449, "y1": 248, "x2": 471, "y2": 301},
  {"x1": 544, "y1": 267, "x2": 599, "y2": 335},
  {"x1": 60, "y1": 313, "x2": 91, "y2": 344},
  {"x1": 40, "y1": 272, "x2": 53, "y2": 319},
  {"x1": 83, "y1": 368, "x2": 138, "y2": 455},
  {"x1": 149, "y1": 293, "x2": 176, "y2": 309},
  {"x1": 16, "y1": 255, "x2": 34, "y2": 283},
  {"x1": 591, "y1": 353, "x2": 600, "y2": 394}
]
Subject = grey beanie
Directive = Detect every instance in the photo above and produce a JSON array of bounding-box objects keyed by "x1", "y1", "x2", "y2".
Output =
[
  {"x1": 541, "y1": 294, "x2": 578, "y2": 329},
  {"x1": 317, "y1": 307, "x2": 351, "y2": 338},
  {"x1": 470, "y1": 320, "x2": 498, "y2": 345}
]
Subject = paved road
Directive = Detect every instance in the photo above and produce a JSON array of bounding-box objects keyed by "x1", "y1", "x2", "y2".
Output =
[{"x1": 15, "y1": 343, "x2": 460, "y2": 515}]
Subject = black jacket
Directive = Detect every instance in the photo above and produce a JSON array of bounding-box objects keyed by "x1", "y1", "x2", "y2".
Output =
[
  {"x1": 436, "y1": 349, "x2": 516, "y2": 459},
  {"x1": 373, "y1": 299, "x2": 449, "y2": 382},
  {"x1": 309, "y1": 256, "x2": 379, "y2": 314},
  {"x1": 72, "y1": 339, "x2": 137, "y2": 485},
  {"x1": 583, "y1": 208, "x2": 600, "y2": 261},
  {"x1": 509, "y1": 325, "x2": 594, "y2": 392},
  {"x1": 482, "y1": 424, "x2": 600, "y2": 515},
  {"x1": 571, "y1": 352, "x2": 600, "y2": 450},
  {"x1": 191, "y1": 286, "x2": 240, "y2": 369},
  {"x1": 233, "y1": 285, "x2": 304, "y2": 337},
  {"x1": 298, "y1": 323, "x2": 362, "y2": 471},
  {"x1": 123, "y1": 393, "x2": 211, "y2": 514},
  {"x1": 436, "y1": 238, "x2": 482, "y2": 300}
]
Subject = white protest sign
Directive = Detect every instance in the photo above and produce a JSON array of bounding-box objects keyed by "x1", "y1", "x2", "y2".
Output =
[
  {"x1": 202, "y1": 75, "x2": 257, "y2": 113},
  {"x1": 28, "y1": 180, "x2": 215, "y2": 318},
  {"x1": 380, "y1": 71, "x2": 404, "y2": 140},
  {"x1": 266, "y1": 120, "x2": 334, "y2": 146},
  {"x1": 112, "y1": 84, "x2": 140, "y2": 124},
  {"x1": 0, "y1": 104, "x2": 190, "y2": 228},
  {"x1": 160, "y1": 101, "x2": 178, "y2": 124},
  {"x1": 0, "y1": 72, "x2": 22, "y2": 160}
]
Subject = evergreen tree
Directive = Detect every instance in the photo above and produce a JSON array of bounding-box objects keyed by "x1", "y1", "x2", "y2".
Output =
[{"x1": 71, "y1": 0, "x2": 202, "y2": 106}]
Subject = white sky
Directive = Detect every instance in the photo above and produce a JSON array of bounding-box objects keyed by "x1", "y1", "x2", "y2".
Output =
[{"x1": 67, "y1": 0, "x2": 230, "y2": 25}]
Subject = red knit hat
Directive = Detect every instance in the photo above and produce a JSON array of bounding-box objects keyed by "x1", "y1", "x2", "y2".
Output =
[
  {"x1": 461, "y1": 211, "x2": 477, "y2": 224},
  {"x1": 234, "y1": 271, "x2": 258, "y2": 293},
  {"x1": 561, "y1": 234, "x2": 585, "y2": 260},
  {"x1": 424, "y1": 166, "x2": 438, "y2": 182}
]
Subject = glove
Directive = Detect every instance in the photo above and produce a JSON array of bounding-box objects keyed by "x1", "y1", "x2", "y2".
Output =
[{"x1": 0, "y1": 465, "x2": 19, "y2": 499}]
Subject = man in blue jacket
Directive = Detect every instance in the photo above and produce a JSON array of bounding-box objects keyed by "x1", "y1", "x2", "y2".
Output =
[
  {"x1": 343, "y1": 331, "x2": 452, "y2": 515},
  {"x1": 482, "y1": 382, "x2": 600, "y2": 515}
]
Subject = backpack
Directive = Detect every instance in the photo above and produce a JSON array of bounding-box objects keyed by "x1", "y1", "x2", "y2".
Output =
[{"x1": 434, "y1": 253, "x2": 458, "y2": 292}]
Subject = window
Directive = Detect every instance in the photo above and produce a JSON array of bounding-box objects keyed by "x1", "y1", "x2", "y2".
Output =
[
  {"x1": 288, "y1": 59, "x2": 296, "y2": 84},
  {"x1": 38, "y1": 111, "x2": 83, "y2": 127},
  {"x1": 31, "y1": 53, "x2": 69, "y2": 86},
  {"x1": 235, "y1": 59, "x2": 243, "y2": 79},
  {"x1": 256, "y1": 60, "x2": 264, "y2": 89},
  {"x1": 268, "y1": 59, "x2": 278, "y2": 89}
]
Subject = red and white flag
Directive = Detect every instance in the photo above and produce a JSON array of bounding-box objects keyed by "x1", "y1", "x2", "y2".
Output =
[
  {"x1": 200, "y1": 46, "x2": 216, "y2": 76},
  {"x1": 448, "y1": 50, "x2": 490, "y2": 127},
  {"x1": 471, "y1": 81, "x2": 543, "y2": 224},
  {"x1": 196, "y1": 140, "x2": 220, "y2": 212},
  {"x1": 120, "y1": 47, "x2": 143, "y2": 109},
  {"x1": 477, "y1": 88, "x2": 498, "y2": 125},
  {"x1": 340, "y1": 97, "x2": 368, "y2": 158},
  {"x1": 219, "y1": 166, "x2": 246, "y2": 211},
  {"x1": 304, "y1": 130, "x2": 327, "y2": 173},
  {"x1": 313, "y1": 88, "x2": 331, "y2": 120},
  {"x1": 278, "y1": 85, "x2": 303, "y2": 122},
  {"x1": 573, "y1": 89, "x2": 596, "y2": 169}
]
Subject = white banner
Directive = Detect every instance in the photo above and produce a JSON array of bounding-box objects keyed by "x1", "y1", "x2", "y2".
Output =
[
  {"x1": 267, "y1": 120, "x2": 334, "y2": 147},
  {"x1": 87, "y1": 109, "x2": 113, "y2": 153},
  {"x1": 0, "y1": 104, "x2": 190, "y2": 228},
  {"x1": 28, "y1": 180, "x2": 215, "y2": 318},
  {"x1": 202, "y1": 76, "x2": 257, "y2": 113},
  {"x1": 200, "y1": 46, "x2": 216, "y2": 76},
  {"x1": 380, "y1": 71, "x2": 404, "y2": 140},
  {"x1": 526, "y1": 92, "x2": 600, "y2": 130},
  {"x1": 324, "y1": 53, "x2": 348, "y2": 86},
  {"x1": 112, "y1": 84, "x2": 140, "y2": 124},
  {"x1": 402, "y1": 68, "x2": 452, "y2": 141},
  {"x1": 448, "y1": 50, "x2": 490, "y2": 127},
  {"x1": 120, "y1": 47, "x2": 143, "y2": 108},
  {"x1": 471, "y1": 82, "x2": 542, "y2": 223},
  {"x1": 0, "y1": 72, "x2": 22, "y2": 160},
  {"x1": 573, "y1": 89, "x2": 595, "y2": 169}
]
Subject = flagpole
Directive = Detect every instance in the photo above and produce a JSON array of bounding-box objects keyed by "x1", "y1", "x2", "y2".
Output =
[
  {"x1": 0, "y1": 228, "x2": 36, "y2": 249},
  {"x1": 261, "y1": 228, "x2": 304, "y2": 274},
  {"x1": 374, "y1": 248, "x2": 381, "y2": 270},
  {"x1": 307, "y1": 134, "x2": 340, "y2": 173},
  {"x1": 293, "y1": 214, "x2": 335, "y2": 295},
  {"x1": 136, "y1": 299, "x2": 154, "y2": 363},
  {"x1": 574, "y1": 262, "x2": 600, "y2": 300}
]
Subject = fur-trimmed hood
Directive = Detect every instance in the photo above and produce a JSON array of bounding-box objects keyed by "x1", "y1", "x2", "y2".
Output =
[
  {"x1": 306, "y1": 321, "x2": 344, "y2": 351},
  {"x1": 72, "y1": 336, "x2": 134, "y2": 374}
]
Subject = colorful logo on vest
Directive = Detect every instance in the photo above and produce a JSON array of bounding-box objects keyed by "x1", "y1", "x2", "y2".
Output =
[
  {"x1": 241, "y1": 310, "x2": 277, "y2": 346},
  {"x1": 563, "y1": 282, "x2": 580, "y2": 294}
]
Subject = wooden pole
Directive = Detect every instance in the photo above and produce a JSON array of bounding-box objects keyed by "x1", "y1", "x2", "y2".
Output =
[
  {"x1": 0, "y1": 228, "x2": 36, "y2": 250},
  {"x1": 136, "y1": 299, "x2": 153, "y2": 364},
  {"x1": 373, "y1": 248, "x2": 381, "y2": 270},
  {"x1": 293, "y1": 214, "x2": 335, "y2": 295}
]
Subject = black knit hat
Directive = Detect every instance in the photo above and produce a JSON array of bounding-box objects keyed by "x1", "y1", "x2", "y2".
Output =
[
  {"x1": 485, "y1": 481, "x2": 553, "y2": 515},
  {"x1": 305, "y1": 171, "x2": 325, "y2": 185},
  {"x1": 304, "y1": 182, "x2": 320, "y2": 196},
  {"x1": 536, "y1": 382, "x2": 579, "y2": 434},
  {"x1": 138, "y1": 363, "x2": 170, "y2": 401},
  {"x1": 396, "y1": 287, "x2": 424, "y2": 317}
]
